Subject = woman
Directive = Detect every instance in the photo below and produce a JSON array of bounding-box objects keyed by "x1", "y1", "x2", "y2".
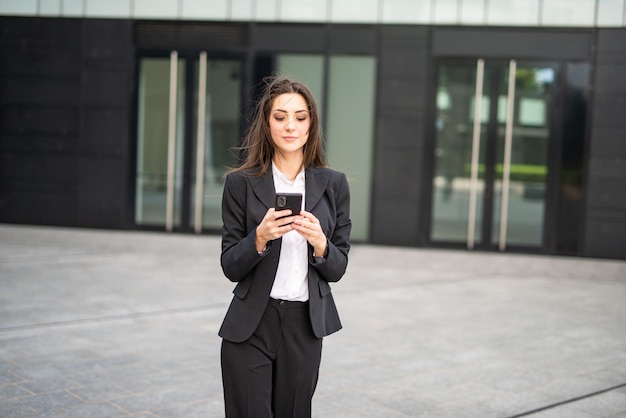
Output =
[{"x1": 219, "y1": 76, "x2": 351, "y2": 418}]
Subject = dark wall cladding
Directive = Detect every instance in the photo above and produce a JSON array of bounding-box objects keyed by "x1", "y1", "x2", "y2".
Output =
[
  {"x1": 0, "y1": 17, "x2": 134, "y2": 228},
  {"x1": 370, "y1": 26, "x2": 429, "y2": 246},
  {"x1": 584, "y1": 29, "x2": 626, "y2": 259},
  {"x1": 135, "y1": 21, "x2": 247, "y2": 50},
  {"x1": 432, "y1": 28, "x2": 592, "y2": 60}
]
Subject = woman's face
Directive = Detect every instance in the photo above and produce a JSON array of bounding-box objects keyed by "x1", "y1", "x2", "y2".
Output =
[{"x1": 269, "y1": 93, "x2": 310, "y2": 157}]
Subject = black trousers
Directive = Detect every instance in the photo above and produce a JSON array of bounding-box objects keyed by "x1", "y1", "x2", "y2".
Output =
[{"x1": 221, "y1": 298, "x2": 323, "y2": 418}]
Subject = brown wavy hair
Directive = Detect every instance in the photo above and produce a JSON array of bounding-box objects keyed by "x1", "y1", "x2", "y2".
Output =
[{"x1": 231, "y1": 75, "x2": 327, "y2": 176}]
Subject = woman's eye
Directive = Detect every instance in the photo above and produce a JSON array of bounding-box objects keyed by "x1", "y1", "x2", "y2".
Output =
[
  {"x1": 274, "y1": 116, "x2": 285, "y2": 121},
  {"x1": 297, "y1": 117, "x2": 307, "y2": 122}
]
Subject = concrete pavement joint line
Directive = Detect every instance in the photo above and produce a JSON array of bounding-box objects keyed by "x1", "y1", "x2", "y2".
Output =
[
  {"x1": 506, "y1": 381, "x2": 626, "y2": 417},
  {"x1": 0, "y1": 304, "x2": 222, "y2": 333}
]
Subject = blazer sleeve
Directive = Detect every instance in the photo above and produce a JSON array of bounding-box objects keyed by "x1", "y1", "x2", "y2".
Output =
[
  {"x1": 312, "y1": 172, "x2": 351, "y2": 283},
  {"x1": 220, "y1": 173, "x2": 267, "y2": 282}
]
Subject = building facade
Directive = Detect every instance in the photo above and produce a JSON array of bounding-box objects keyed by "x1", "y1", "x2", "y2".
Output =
[{"x1": 1, "y1": 0, "x2": 625, "y2": 260}]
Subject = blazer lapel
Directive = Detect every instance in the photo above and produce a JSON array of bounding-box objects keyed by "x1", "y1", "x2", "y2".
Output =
[
  {"x1": 250, "y1": 170, "x2": 276, "y2": 210},
  {"x1": 305, "y1": 166, "x2": 330, "y2": 211}
]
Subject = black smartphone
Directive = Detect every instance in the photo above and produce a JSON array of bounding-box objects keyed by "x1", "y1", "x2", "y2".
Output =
[{"x1": 275, "y1": 193, "x2": 302, "y2": 220}]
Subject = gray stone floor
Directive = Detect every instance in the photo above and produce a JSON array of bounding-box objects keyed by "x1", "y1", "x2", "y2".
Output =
[{"x1": 1, "y1": 224, "x2": 625, "y2": 418}]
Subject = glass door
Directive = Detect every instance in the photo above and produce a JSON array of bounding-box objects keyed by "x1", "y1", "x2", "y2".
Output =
[
  {"x1": 135, "y1": 52, "x2": 241, "y2": 232},
  {"x1": 430, "y1": 59, "x2": 555, "y2": 251}
]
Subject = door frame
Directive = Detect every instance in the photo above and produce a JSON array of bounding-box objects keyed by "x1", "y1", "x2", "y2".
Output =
[
  {"x1": 130, "y1": 49, "x2": 248, "y2": 233},
  {"x1": 421, "y1": 56, "x2": 564, "y2": 253}
]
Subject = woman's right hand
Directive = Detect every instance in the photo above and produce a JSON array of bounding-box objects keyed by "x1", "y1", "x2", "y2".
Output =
[{"x1": 255, "y1": 208, "x2": 300, "y2": 252}]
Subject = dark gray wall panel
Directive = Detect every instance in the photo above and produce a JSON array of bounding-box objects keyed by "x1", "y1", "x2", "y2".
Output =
[
  {"x1": 0, "y1": 189, "x2": 79, "y2": 225},
  {"x1": 583, "y1": 28, "x2": 626, "y2": 259},
  {"x1": 589, "y1": 126, "x2": 626, "y2": 158},
  {"x1": 592, "y1": 96, "x2": 626, "y2": 125},
  {"x1": 587, "y1": 159, "x2": 626, "y2": 180},
  {"x1": 370, "y1": 26, "x2": 429, "y2": 245},
  {"x1": 78, "y1": 158, "x2": 127, "y2": 227},
  {"x1": 373, "y1": 148, "x2": 422, "y2": 195},
  {"x1": 252, "y1": 24, "x2": 325, "y2": 51},
  {"x1": 0, "y1": 17, "x2": 134, "y2": 229},
  {"x1": 584, "y1": 220, "x2": 626, "y2": 259},
  {"x1": 82, "y1": 109, "x2": 129, "y2": 156},
  {"x1": 0, "y1": 77, "x2": 81, "y2": 106},
  {"x1": 82, "y1": 71, "x2": 132, "y2": 107},
  {"x1": 136, "y1": 21, "x2": 247, "y2": 49},
  {"x1": 370, "y1": 198, "x2": 420, "y2": 246},
  {"x1": 587, "y1": 177, "x2": 626, "y2": 209},
  {"x1": 329, "y1": 26, "x2": 377, "y2": 54},
  {"x1": 432, "y1": 29, "x2": 592, "y2": 60},
  {"x1": 0, "y1": 106, "x2": 79, "y2": 137},
  {"x1": 594, "y1": 64, "x2": 626, "y2": 94},
  {"x1": 597, "y1": 29, "x2": 626, "y2": 52},
  {"x1": 1, "y1": 153, "x2": 78, "y2": 186},
  {"x1": 376, "y1": 115, "x2": 423, "y2": 148}
]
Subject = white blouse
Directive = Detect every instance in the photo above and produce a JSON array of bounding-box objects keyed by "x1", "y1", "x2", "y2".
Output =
[{"x1": 269, "y1": 162, "x2": 309, "y2": 302}]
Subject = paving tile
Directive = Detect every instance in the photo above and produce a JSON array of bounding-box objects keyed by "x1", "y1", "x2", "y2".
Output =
[
  {"x1": 18, "y1": 390, "x2": 84, "y2": 413},
  {"x1": 1, "y1": 225, "x2": 625, "y2": 418},
  {"x1": 62, "y1": 401, "x2": 127, "y2": 418},
  {"x1": 0, "y1": 398, "x2": 37, "y2": 418},
  {"x1": 0, "y1": 383, "x2": 33, "y2": 400}
]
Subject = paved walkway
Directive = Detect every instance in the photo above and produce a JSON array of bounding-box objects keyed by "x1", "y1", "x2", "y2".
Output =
[{"x1": 0, "y1": 224, "x2": 625, "y2": 418}]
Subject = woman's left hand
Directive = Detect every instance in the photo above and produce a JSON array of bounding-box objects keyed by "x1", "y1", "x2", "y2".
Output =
[{"x1": 292, "y1": 211, "x2": 327, "y2": 257}]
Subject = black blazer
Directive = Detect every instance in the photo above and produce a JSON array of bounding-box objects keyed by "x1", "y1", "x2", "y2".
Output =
[{"x1": 218, "y1": 165, "x2": 351, "y2": 343}]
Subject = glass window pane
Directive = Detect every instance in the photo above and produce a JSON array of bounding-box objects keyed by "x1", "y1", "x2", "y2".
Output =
[
  {"x1": 331, "y1": 0, "x2": 378, "y2": 23},
  {"x1": 432, "y1": 64, "x2": 487, "y2": 243},
  {"x1": 191, "y1": 60, "x2": 241, "y2": 230},
  {"x1": 133, "y1": 0, "x2": 178, "y2": 19},
  {"x1": 62, "y1": 0, "x2": 84, "y2": 16},
  {"x1": 493, "y1": 66, "x2": 553, "y2": 247},
  {"x1": 86, "y1": 0, "x2": 130, "y2": 17},
  {"x1": 255, "y1": 0, "x2": 278, "y2": 21},
  {"x1": 231, "y1": 0, "x2": 253, "y2": 20},
  {"x1": 382, "y1": 0, "x2": 431, "y2": 23},
  {"x1": 487, "y1": 0, "x2": 539, "y2": 25},
  {"x1": 460, "y1": 0, "x2": 485, "y2": 24},
  {"x1": 434, "y1": 0, "x2": 458, "y2": 24},
  {"x1": 276, "y1": 55, "x2": 324, "y2": 106},
  {"x1": 597, "y1": 0, "x2": 625, "y2": 26},
  {"x1": 280, "y1": 0, "x2": 326, "y2": 22},
  {"x1": 181, "y1": 0, "x2": 227, "y2": 19},
  {"x1": 0, "y1": 0, "x2": 37, "y2": 15},
  {"x1": 541, "y1": 0, "x2": 595, "y2": 26},
  {"x1": 326, "y1": 56, "x2": 376, "y2": 241},
  {"x1": 135, "y1": 57, "x2": 185, "y2": 227},
  {"x1": 40, "y1": 0, "x2": 61, "y2": 15}
]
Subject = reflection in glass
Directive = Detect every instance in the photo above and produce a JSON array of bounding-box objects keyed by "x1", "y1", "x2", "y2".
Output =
[
  {"x1": 276, "y1": 54, "x2": 375, "y2": 241},
  {"x1": 432, "y1": 64, "x2": 488, "y2": 243},
  {"x1": 191, "y1": 60, "x2": 241, "y2": 230},
  {"x1": 326, "y1": 56, "x2": 376, "y2": 242},
  {"x1": 493, "y1": 66, "x2": 553, "y2": 247},
  {"x1": 135, "y1": 58, "x2": 186, "y2": 227},
  {"x1": 276, "y1": 55, "x2": 324, "y2": 106},
  {"x1": 432, "y1": 63, "x2": 553, "y2": 249}
]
